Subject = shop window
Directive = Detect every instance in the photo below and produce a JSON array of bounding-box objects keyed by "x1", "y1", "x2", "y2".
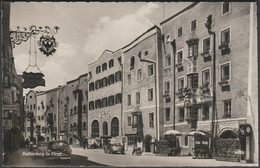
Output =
[
  {"x1": 108, "y1": 95, "x2": 115, "y2": 106},
  {"x1": 128, "y1": 94, "x2": 131, "y2": 106},
  {"x1": 203, "y1": 37, "x2": 211, "y2": 53},
  {"x1": 178, "y1": 77, "x2": 184, "y2": 91},
  {"x1": 223, "y1": 99, "x2": 231, "y2": 118},
  {"x1": 89, "y1": 101, "x2": 94, "y2": 110},
  {"x1": 149, "y1": 113, "x2": 154, "y2": 128},
  {"x1": 202, "y1": 69, "x2": 210, "y2": 85},
  {"x1": 137, "y1": 69, "x2": 142, "y2": 80},
  {"x1": 109, "y1": 59, "x2": 114, "y2": 68},
  {"x1": 130, "y1": 56, "x2": 135, "y2": 70},
  {"x1": 179, "y1": 108, "x2": 184, "y2": 122},
  {"x1": 223, "y1": 2, "x2": 230, "y2": 15},
  {"x1": 221, "y1": 27, "x2": 230, "y2": 45},
  {"x1": 148, "y1": 64, "x2": 154, "y2": 76},
  {"x1": 148, "y1": 88, "x2": 153, "y2": 101},
  {"x1": 115, "y1": 93, "x2": 122, "y2": 104},
  {"x1": 102, "y1": 98, "x2": 108, "y2": 107},
  {"x1": 128, "y1": 74, "x2": 131, "y2": 84},
  {"x1": 191, "y1": 20, "x2": 196, "y2": 31},
  {"x1": 96, "y1": 66, "x2": 101, "y2": 74},
  {"x1": 220, "y1": 63, "x2": 230, "y2": 81},
  {"x1": 165, "y1": 54, "x2": 171, "y2": 67},
  {"x1": 136, "y1": 92, "x2": 140, "y2": 105},
  {"x1": 165, "y1": 108, "x2": 170, "y2": 121},
  {"x1": 102, "y1": 63, "x2": 107, "y2": 71},
  {"x1": 187, "y1": 73, "x2": 199, "y2": 89},
  {"x1": 128, "y1": 117, "x2": 132, "y2": 126},
  {"x1": 178, "y1": 27, "x2": 182, "y2": 38}
]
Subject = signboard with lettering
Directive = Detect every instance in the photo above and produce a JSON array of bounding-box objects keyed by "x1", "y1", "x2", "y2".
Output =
[{"x1": 22, "y1": 72, "x2": 45, "y2": 89}]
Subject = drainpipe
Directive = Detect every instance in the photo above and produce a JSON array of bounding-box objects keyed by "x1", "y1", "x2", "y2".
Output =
[
  {"x1": 170, "y1": 39, "x2": 176, "y2": 130},
  {"x1": 117, "y1": 57, "x2": 124, "y2": 137},
  {"x1": 86, "y1": 72, "x2": 92, "y2": 138}
]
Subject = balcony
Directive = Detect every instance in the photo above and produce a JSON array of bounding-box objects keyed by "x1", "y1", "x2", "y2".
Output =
[{"x1": 218, "y1": 43, "x2": 230, "y2": 55}]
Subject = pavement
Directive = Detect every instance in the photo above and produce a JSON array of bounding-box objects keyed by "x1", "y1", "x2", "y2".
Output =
[{"x1": 72, "y1": 147, "x2": 259, "y2": 167}]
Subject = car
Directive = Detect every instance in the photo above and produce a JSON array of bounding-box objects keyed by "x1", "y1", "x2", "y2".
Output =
[
  {"x1": 36, "y1": 142, "x2": 49, "y2": 153},
  {"x1": 46, "y1": 140, "x2": 72, "y2": 160},
  {"x1": 104, "y1": 142, "x2": 124, "y2": 154}
]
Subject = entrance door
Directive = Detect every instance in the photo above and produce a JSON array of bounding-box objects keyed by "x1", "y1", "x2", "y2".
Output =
[{"x1": 144, "y1": 134, "x2": 152, "y2": 152}]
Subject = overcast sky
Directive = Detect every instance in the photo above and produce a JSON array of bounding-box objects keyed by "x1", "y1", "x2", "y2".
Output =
[{"x1": 10, "y1": 2, "x2": 192, "y2": 92}]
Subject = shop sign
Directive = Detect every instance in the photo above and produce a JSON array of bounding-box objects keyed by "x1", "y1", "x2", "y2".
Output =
[
  {"x1": 22, "y1": 72, "x2": 45, "y2": 89},
  {"x1": 99, "y1": 111, "x2": 110, "y2": 120}
]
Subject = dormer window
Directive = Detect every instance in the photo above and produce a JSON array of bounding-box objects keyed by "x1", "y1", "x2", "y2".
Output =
[{"x1": 130, "y1": 56, "x2": 135, "y2": 70}]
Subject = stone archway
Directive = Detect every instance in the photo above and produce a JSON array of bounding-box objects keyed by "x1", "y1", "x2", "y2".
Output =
[
  {"x1": 144, "y1": 134, "x2": 152, "y2": 152},
  {"x1": 219, "y1": 129, "x2": 238, "y2": 139}
]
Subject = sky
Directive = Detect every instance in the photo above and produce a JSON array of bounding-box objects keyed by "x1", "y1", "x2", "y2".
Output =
[{"x1": 10, "y1": 2, "x2": 192, "y2": 92}]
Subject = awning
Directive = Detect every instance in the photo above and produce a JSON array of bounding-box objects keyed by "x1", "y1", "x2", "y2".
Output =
[
  {"x1": 164, "y1": 130, "x2": 182, "y2": 136},
  {"x1": 187, "y1": 130, "x2": 207, "y2": 136}
]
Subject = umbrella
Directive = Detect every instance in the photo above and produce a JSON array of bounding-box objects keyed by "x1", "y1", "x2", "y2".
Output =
[
  {"x1": 164, "y1": 130, "x2": 182, "y2": 136},
  {"x1": 187, "y1": 130, "x2": 206, "y2": 136}
]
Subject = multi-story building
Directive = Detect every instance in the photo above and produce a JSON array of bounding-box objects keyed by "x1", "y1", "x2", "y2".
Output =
[
  {"x1": 88, "y1": 50, "x2": 123, "y2": 142},
  {"x1": 35, "y1": 91, "x2": 47, "y2": 142},
  {"x1": 122, "y1": 26, "x2": 163, "y2": 152},
  {"x1": 160, "y1": 2, "x2": 257, "y2": 160}
]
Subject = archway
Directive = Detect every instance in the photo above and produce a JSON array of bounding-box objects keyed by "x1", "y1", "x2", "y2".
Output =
[
  {"x1": 91, "y1": 120, "x2": 99, "y2": 137},
  {"x1": 38, "y1": 135, "x2": 45, "y2": 142},
  {"x1": 144, "y1": 134, "x2": 152, "y2": 152},
  {"x1": 111, "y1": 117, "x2": 119, "y2": 137},
  {"x1": 219, "y1": 129, "x2": 238, "y2": 139},
  {"x1": 103, "y1": 121, "x2": 108, "y2": 136}
]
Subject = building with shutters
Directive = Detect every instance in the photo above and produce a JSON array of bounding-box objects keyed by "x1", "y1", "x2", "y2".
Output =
[
  {"x1": 87, "y1": 50, "x2": 123, "y2": 142},
  {"x1": 160, "y1": 2, "x2": 258, "y2": 160}
]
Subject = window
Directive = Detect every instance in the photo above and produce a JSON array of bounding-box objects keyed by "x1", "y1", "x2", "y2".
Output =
[
  {"x1": 148, "y1": 64, "x2": 154, "y2": 76},
  {"x1": 203, "y1": 104, "x2": 209, "y2": 120},
  {"x1": 83, "y1": 105, "x2": 86, "y2": 112},
  {"x1": 137, "y1": 69, "x2": 142, "y2": 80},
  {"x1": 128, "y1": 137, "x2": 136, "y2": 145},
  {"x1": 223, "y1": 2, "x2": 230, "y2": 15},
  {"x1": 188, "y1": 43, "x2": 198, "y2": 58},
  {"x1": 109, "y1": 59, "x2": 114, "y2": 68},
  {"x1": 178, "y1": 77, "x2": 184, "y2": 91},
  {"x1": 34, "y1": 104, "x2": 36, "y2": 109},
  {"x1": 165, "y1": 54, "x2": 171, "y2": 67},
  {"x1": 128, "y1": 74, "x2": 131, "y2": 84},
  {"x1": 54, "y1": 115, "x2": 56, "y2": 121},
  {"x1": 184, "y1": 135, "x2": 189, "y2": 146},
  {"x1": 102, "y1": 77, "x2": 108, "y2": 87},
  {"x1": 148, "y1": 88, "x2": 153, "y2": 101},
  {"x1": 95, "y1": 99, "x2": 102, "y2": 109},
  {"x1": 221, "y1": 27, "x2": 230, "y2": 45},
  {"x1": 74, "y1": 106, "x2": 77, "y2": 114},
  {"x1": 144, "y1": 51, "x2": 149, "y2": 56},
  {"x1": 115, "y1": 71, "x2": 122, "y2": 82},
  {"x1": 164, "y1": 81, "x2": 170, "y2": 94},
  {"x1": 102, "y1": 98, "x2": 108, "y2": 107},
  {"x1": 30, "y1": 105, "x2": 32, "y2": 110},
  {"x1": 108, "y1": 96, "x2": 115, "y2": 106},
  {"x1": 102, "y1": 63, "x2": 107, "y2": 71},
  {"x1": 191, "y1": 20, "x2": 196, "y2": 31},
  {"x1": 130, "y1": 56, "x2": 135, "y2": 70},
  {"x1": 83, "y1": 122, "x2": 86, "y2": 129},
  {"x1": 166, "y1": 34, "x2": 171, "y2": 43},
  {"x1": 177, "y1": 50, "x2": 183, "y2": 63},
  {"x1": 91, "y1": 120, "x2": 99, "y2": 137},
  {"x1": 95, "y1": 80, "x2": 101, "y2": 89},
  {"x1": 178, "y1": 27, "x2": 182, "y2": 38},
  {"x1": 115, "y1": 93, "x2": 122, "y2": 104},
  {"x1": 127, "y1": 95, "x2": 131, "y2": 106},
  {"x1": 179, "y1": 108, "x2": 184, "y2": 122},
  {"x1": 70, "y1": 109, "x2": 73, "y2": 116},
  {"x1": 149, "y1": 113, "x2": 154, "y2": 128},
  {"x1": 187, "y1": 73, "x2": 199, "y2": 89},
  {"x1": 165, "y1": 108, "x2": 170, "y2": 121},
  {"x1": 202, "y1": 69, "x2": 210, "y2": 85},
  {"x1": 111, "y1": 117, "x2": 119, "y2": 137},
  {"x1": 108, "y1": 74, "x2": 115, "y2": 85},
  {"x1": 89, "y1": 101, "x2": 94, "y2": 110},
  {"x1": 220, "y1": 63, "x2": 230, "y2": 81},
  {"x1": 136, "y1": 92, "x2": 140, "y2": 105},
  {"x1": 128, "y1": 117, "x2": 132, "y2": 126},
  {"x1": 89, "y1": 82, "x2": 95, "y2": 91},
  {"x1": 224, "y1": 100, "x2": 231, "y2": 118},
  {"x1": 74, "y1": 94, "x2": 77, "y2": 99},
  {"x1": 96, "y1": 66, "x2": 101, "y2": 74},
  {"x1": 203, "y1": 37, "x2": 210, "y2": 53}
]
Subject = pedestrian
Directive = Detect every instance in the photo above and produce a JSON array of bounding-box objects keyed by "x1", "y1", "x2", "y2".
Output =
[{"x1": 83, "y1": 139, "x2": 86, "y2": 150}]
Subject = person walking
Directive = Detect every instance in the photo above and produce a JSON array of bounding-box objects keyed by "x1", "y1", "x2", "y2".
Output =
[{"x1": 83, "y1": 139, "x2": 86, "y2": 150}]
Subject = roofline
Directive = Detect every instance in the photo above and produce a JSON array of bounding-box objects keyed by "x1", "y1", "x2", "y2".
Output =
[
  {"x1": 160, "y1": 2, "x2": 199, "y2": 25},
  {"x1": 88, "y1": 49, "x2": 113, "y2": 66},
  {"x1": 66, "y1": 72, "x2": 88, "y2": 84}
]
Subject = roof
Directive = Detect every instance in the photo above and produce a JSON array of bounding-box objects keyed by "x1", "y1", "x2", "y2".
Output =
[
  {"x1": 160, "y1": 2, "x2": 199, "y2": 25},
  {"x1": 66, "y1": 72, "x2": 89, "y2": 84},
  {"x1": 88, "y1": 49, "x2": 113, "y2": 66}
]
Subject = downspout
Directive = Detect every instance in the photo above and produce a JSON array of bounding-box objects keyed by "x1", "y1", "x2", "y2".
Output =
[
  {"x1": 86, "y1": 72, "x2": 92, "y2": 138},
  {"x1": 170, "y1": 39, "x2": 176, "y2": 130},
  {"x1": 117, "y1": 57, "x2": 124, "y2": 137}
]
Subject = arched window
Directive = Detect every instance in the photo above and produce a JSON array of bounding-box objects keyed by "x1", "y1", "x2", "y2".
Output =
[
  {"x1": 103, "y1": 121, "x2": 108, "y2": 136},
  {"x1": 91, "y1": 120, "x2": 99, "y2": 137},
  {"x1": 111, "y1": 117, "x2": 119, "y2": 137},
  {"x1": 130, "y1": 56, "x2": 135, "y2": 70}
]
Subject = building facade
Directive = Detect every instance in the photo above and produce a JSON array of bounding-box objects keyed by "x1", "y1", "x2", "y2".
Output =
[{"x1": 87, "y1": 50, "x2": 123, "y2": 141}]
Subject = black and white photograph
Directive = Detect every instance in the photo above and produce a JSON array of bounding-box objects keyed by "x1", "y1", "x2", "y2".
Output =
[{"x1": 1, "y1": 1, "x2": 259, "y2": 167}]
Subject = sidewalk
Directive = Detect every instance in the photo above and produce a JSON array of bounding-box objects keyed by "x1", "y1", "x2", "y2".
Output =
[{"x1": 71, "y1": 147, "x2": 259, "y2": 167}]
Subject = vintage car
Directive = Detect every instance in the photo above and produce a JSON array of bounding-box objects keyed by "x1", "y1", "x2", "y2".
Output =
[
  {"x1": 46, "y1": 140, "x2": 72, "y2": 160},
  {"x1": 104, "y1": 142, "x2": 124, "y2": 154},
  {"x1": 36, "y1": 141, "x2": 49, "y2": 153}
]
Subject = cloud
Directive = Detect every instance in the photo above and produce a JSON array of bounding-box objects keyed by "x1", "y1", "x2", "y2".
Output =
[{"x1": 83, "y1": 2, "x2": 159, "y2": 60}]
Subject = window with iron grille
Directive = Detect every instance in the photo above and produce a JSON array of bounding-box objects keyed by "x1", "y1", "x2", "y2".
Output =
[
  {"x1": 127, "y1": 136, "x2": 136, "y2": 145},
  {"x1": 109, "y1": 59, "x2": 114, "y2": 68}
]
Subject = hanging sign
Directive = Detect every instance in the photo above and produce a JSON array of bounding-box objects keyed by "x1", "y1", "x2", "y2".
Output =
[
  {"x1": 38, "y1": 35, "x2": 58, "y2": 56},
  {"x1": 22, "y1": 72, "x2": 45, "y2": 89}
]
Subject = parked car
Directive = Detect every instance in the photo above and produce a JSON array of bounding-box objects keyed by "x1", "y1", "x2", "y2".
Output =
[
  {"x1": 36, "y1": 142, "x2": 49, "y2": 153},
  {"x1": 46, "y1": 140, "x2": 72, "y2": 160},
  {"x1": 104, "y1": 142, "x2": 124, "y2": 154}
]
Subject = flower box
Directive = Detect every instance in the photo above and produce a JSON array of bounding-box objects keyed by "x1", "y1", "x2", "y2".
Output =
[{"x1": 218, "y1": 43, "x2": 230, "y2": 55}]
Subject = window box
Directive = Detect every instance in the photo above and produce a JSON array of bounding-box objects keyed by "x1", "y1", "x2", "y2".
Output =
[
  {"x1": 218, "y1": 80, "x2": 229, "y2": 86},
  {"x1": 200, "y1": 82, "x2": 210, "y2": 93},
  {"x1": 175, "y1": 62, "x2": 183, "y2": 68},
  {"x1": 163, "y1": 90, "x2": 170, "y2": 97},
  {"x1": 201, "y1": 50, "x2": 211, "y2": 58},
  {"x1": 218, "y1": 43, "x2": 230, "y2": 55}
]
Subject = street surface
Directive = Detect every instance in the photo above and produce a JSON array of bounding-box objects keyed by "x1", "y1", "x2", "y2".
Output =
[
  {"x1": 5, "y1": 148, "x2": 106, "y2": 167},
  {"x1": 72, "y1": 147, "x2": 259, "y2": 167}
]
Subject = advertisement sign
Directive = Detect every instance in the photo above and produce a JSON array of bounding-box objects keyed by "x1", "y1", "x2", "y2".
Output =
[{"x1": 22, "y1": 72, "x2": 45, "y2": 89}]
